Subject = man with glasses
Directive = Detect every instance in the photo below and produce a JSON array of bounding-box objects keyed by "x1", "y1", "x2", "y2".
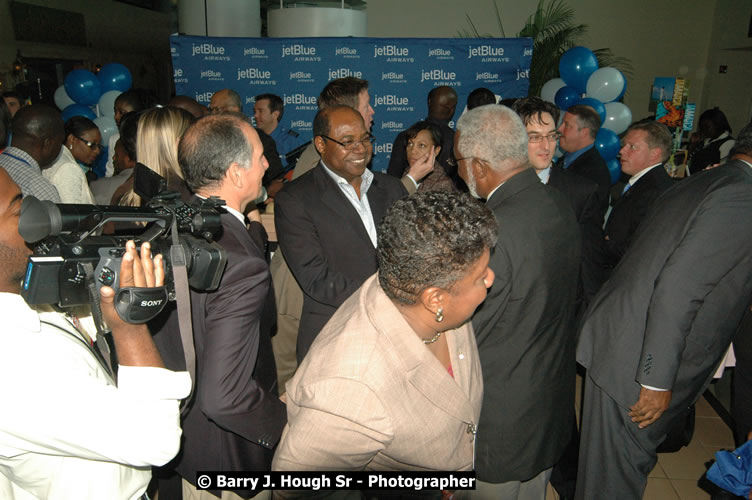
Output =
[
  {"x1": 209, "y1": 88, "x2": 243, "y2": 114},
  {"x1": 455, "y1": 104, "x2": 580, "y2": 500},
  {"x1": 275, "y1": 105, "x2": 407, "y2": 362},
  {"x1": 0, "y1": 104, "x2": 62, "y2": 202}
]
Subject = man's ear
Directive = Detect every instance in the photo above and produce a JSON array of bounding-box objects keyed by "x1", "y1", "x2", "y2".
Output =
[
  {"x1": 314, "y1": 136, "x2": 326, "y2": 156},
  {"x1": 472, "y1": 157, "x2": 489, "y2": 179},
  {"x1": 227, "y1": 162, "x2": 243, "y2": 188},
  {"x1": 272, "y1": 110, "x2": 281, "y2": 123}
]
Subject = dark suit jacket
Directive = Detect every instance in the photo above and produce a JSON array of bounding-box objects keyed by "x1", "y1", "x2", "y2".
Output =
[
  {"x1": 577, "y1": 161, "x2": 752, "y2": 427},
  {"x1": 274, "y1": 164, "x2": 407, "y2": 363},
  {"x1": 549, "y1": 164, "x2": 605, "y2": 305},
  {"x1": 472, "y1": 168, "x2": 581, "y2": 483},
  {"x1": 153, "y1": 208, "x2": 286, "y2": 498},
  {"x1": 561, "y1": 145, "x2": 611, "y2": 224},
  {"x1": 603, "y1": 164, "x2": 673, "y2": 272}
]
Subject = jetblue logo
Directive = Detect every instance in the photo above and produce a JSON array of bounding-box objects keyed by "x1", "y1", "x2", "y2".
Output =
[
  {"x1": 468, "y1": 45, "x2": 505, "y2": 58},
  {"x1": 421, "y1": 69, "x2": 456, "y2": 83},
  {"x1": 476, "y1": 71, "x2": 500, "y2": 81},
  {"x1": 373, "y1": 45, "x2": 414, "y2": 62},
  {"x1": 428, "y1": 48, "x2": 452, "y2": 58},
  {"x1": 174, "y1": 68, "x2": 183, "y2": 78},
  {"x1": 284, "y1": 94, "x2": 317, "y2": 106},
  {"x1": 237, "y1": 68, "x2": 271, "y2": 80},
  {"x1": 516, "y1": 69, "x2": 530, "y2": 80},
  {"x1": 171, "y1": 47, "x2": 176, "y2": 54},
  {"x1": 381, "y1": 121, "x2": 404, "y2": 130},
  {"x1": 192, "y1": 43, "x2": 225, "y2": 56},
  {"x1": 374, "y1": 45, "x2": 408, "y2": 57},
  {"x1": 374, "y1": 95, "x2": 408, "y2": 106},
  {"x1": 328, "y1": 68, "x2": 362, "y2": 80},
  {"x1": 523, "y1": 47, "x2": 533, "y2": 56},
  {"x1": 290, "y1": 71, "x2": 312, "y2": 79},
  {"x1": 200, "y1": 69, "x2": 222, "y2": 80},
  {"x1": 290, "y1": 119, "x2": 312, "y2": 129},
  {"x1": 195, "y1": 91, "x2": 214, "y2": 104},
  {"x1": 282, "y1": 44, "x2": 320, "y2": 61},
  {"x1": 335, "y1": 47, "x2": 358, "y2": 57},
  {"x1": 374, "y1": 143, "x2": 393, "y2": 155},
  {"x1": 244, "y1": 47, "x2": 266, "y2": 56},
  {"x1": 382, "y1": 72, "x2": 404, "y2": 80}
]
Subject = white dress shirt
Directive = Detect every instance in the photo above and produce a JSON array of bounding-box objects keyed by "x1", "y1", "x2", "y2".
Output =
[
  {"x1": 320, "y1": 161, "x2": 378, "y2": 247},
  {"x1": 0, "y1": 293, "x2": 190, "y2": 500}
]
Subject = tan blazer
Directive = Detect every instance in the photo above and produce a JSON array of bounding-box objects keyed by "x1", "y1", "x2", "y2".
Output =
[{"x1": 272, "y1": 274, "x2": 482, "y2": 472}]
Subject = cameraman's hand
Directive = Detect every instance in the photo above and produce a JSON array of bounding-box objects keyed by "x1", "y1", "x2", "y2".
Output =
[{"x1": 100, "y1": 240, "x2": 166, "y2": 367}]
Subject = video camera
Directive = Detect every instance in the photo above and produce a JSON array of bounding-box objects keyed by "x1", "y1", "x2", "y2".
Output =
[{"x1": 19, "y1": 164, "x2": 227, "y2": 322}]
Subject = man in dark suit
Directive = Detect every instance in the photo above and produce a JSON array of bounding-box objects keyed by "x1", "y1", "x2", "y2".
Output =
[
  {"x1": 455, "y1": 104, "x2": 580, "y2": 499},
  {"x1": 602, "y1": 120, "x2": 674, "y2": 276},
  {"x1": 513, "y1": 97, "x2": 604, "y2": 306},
  {"x1": 557, "y1": 104, "x2": 611, "y2": 224},
  {"x1": 275, "y1": 105, "x2": 407, "y2": 363},
  {"x1": 158, "y1": 113, "x2": 286, "y2": 499},
  {"x1": 575, "y1": 161, "x2": 752, "y2": 499}
]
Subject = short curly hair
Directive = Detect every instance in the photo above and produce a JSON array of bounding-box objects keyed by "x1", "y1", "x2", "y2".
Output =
[{"x1": 377, "y1": 191, "x2": 498, "y2": 305}]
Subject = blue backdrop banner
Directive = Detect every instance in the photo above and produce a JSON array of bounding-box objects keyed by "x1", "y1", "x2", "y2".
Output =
[{"x1": 170, "y1": 35, "x2": 532, "y2": 172}]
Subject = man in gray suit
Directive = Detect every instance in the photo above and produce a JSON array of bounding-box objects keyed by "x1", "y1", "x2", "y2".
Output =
[
  {"x1": 575, "y1": 160, "x2": 752, "y2": 499},
  {"x1": 455, "y1": 105, "x2": 580, "y2": 499}
]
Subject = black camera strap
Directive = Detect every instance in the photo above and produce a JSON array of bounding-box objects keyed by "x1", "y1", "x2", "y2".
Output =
[
  {"x1": 82, "y1": 262, "x2": 117, "y2": 382},
  {"x1": 170, "y1": 219, "x2": 196, "y2": 414}
]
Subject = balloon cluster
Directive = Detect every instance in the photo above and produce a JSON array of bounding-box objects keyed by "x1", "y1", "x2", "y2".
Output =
[
  {"x1": 540, "y1": 47, "x2": 631, "y2": 184},
  {"x1": 54, "y1": 63, "x2": 133, "y2": 148}
]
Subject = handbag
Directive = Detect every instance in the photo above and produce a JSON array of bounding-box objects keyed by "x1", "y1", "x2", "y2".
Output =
[
  {"x1": 706, "y1": 439, "x2": 752, "y2": 497},
  {"x1": 656, "y1": 403, "x2": 696, "y2": 453}
]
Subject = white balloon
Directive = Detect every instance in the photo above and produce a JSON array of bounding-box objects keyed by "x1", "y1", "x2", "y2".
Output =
[
  {"x1": 541, "y1": 78, "x2": 566, "y2": 104},
  {"x1": 94, "y1": 116, "x2": 118, "y2": 145},
  {"x1": 603, "y1": 102, "x2": 632, "y2": 135},
  {"x1": 586, "y1": 67, "x2": 626, "y2": 103},
  {"x1": 54, "y1": 85, "x2": 75, "y2": 111},
  {"x1": 97, "y1": 90, "x2": 121, "y2": 118}
]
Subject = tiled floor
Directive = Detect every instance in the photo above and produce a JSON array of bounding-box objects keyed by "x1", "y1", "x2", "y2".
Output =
[{"x1": 545, "y1": 384, "x2": 737, "y2": 499}]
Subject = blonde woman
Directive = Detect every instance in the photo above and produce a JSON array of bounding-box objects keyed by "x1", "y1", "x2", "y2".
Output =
[{"x1": 117, "y1": 106, "x2": 194, "y2": 206}]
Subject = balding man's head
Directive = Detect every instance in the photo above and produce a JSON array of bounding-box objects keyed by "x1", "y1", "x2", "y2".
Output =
[
  {"x1": 209, "y1": 89, "x2": 242, "y2": 114},
  {"x1": 428, "y1": 86, "x2": 458, "y2": 121},
  {"x1": 168, "y1": 95, "x2": 208, "y2": 119},
  {"x1": 11, "y1": 105, "x2": 64, "y2": 168}
]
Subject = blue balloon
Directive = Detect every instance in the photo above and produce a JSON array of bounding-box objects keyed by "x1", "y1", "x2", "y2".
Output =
[
  {"x1": 559, "y1": 46, "x2": 599, "y2": 94},
  {"x1": 555, "y1": 86, "x2": 580, "y2": 111},
  {"x1": 606, "y1": 158, "x2": 622, "y2": 185},
  {"x1": 576, "y1": 97, "x2": 606, "y2": 124},
  {"x1": 64, "y1": 69, "x2": 102, "y2": 106},
  {"x1": 595, "y1": 128, "x2": 621, "y2": 161},
  {"x1": 98, "y1": 63, "x2": 132, "y2": 93},
  {"x1": 62, "y1": 104, "x2": 97, "y2": 122}
]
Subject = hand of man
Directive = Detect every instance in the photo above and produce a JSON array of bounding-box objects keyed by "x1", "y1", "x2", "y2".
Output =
[
  {"x1": 629, "y1": 387, "x2": 672, "y2": 428},
  {"x1": 100, "y1": 240, "x2": 164, "y2": 330}
]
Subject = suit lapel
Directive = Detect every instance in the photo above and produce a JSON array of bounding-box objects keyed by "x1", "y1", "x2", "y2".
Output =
[
  {"x1": 363, "y1": 277, "x2": 476, "y2": 424},
  {"x1": 314, "y1": 164, "x2": 375, "y2": 247}
]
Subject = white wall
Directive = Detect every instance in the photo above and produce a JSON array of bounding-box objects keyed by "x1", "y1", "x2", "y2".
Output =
[
  {"x1": 368, "y1": 0, "x2": 725, "y2": 126},
  {"x1": 701, "y1": 0, "x2": 752, "y2": 133}
]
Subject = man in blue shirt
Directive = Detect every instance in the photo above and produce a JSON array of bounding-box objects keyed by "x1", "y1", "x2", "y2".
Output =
[
  {"x1": 254, "y1": 93, "x2": 307, "y2": 168},
  {"x1": 557, "y1": 104, "x2": 611, "y2": 223}
]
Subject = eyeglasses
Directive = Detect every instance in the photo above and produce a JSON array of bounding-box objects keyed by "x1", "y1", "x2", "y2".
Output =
[
  {"x1": 528, "y1": 132, "x2": 560, "y2": 144},
  {"x1": 321, "y1": 134, "x2": 375, "y2": 151},
  {"x1": 75, "y1": 135, "x2": 102, "y2": 151}
]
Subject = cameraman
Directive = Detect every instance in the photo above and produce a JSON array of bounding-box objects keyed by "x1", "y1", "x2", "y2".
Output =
[{"x1": 0, "y1": 169, "x2": 190, "y2": 499}]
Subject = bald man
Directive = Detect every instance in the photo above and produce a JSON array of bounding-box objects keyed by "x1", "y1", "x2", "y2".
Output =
[
  {"x1": 209, "y1": 89, "x2": 242, "y2": 114},
  {"x1": 0, "y1": 104, "x2": 62, "y2": 202},
  {"x1": 168, "y1": 95, "x2": 208, "y2": 119}
]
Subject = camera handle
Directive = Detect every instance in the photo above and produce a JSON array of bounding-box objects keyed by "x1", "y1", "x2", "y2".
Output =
[{"x1": 82, "y1": 261, "x2": 116, "y2": 382}]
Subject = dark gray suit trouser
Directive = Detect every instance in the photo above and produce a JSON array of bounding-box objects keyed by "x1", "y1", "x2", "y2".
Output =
[{"x1": 575, "y1": 376, "x2": 679, "y2": 500}]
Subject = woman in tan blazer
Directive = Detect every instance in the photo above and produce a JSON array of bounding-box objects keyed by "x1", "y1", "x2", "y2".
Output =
[{"x1": 273, "y1": 191, "x2": 497, "y2": 474}]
